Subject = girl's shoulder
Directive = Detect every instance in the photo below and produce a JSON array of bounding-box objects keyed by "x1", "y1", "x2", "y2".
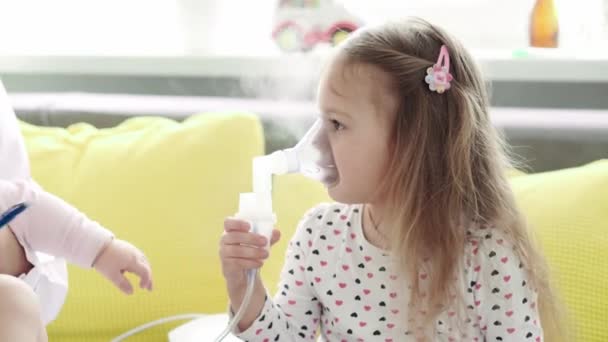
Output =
[
  {"x1": 465, "y1": 223, "x2": 515, "y2": 250},
  {"x1": 464, "y1": 224, "x2": 517, "y2": 256},
  {"x1": 463, "y1": 224, "x2": 529, "y2": 283}
]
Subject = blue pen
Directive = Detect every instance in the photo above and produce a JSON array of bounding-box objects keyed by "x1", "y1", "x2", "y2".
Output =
[{"x1": 0, "y1": 202, "x2": 29, "y2": 230}]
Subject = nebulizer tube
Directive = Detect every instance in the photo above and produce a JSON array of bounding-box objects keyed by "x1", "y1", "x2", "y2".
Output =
[{"x1": 214, "y1": 118, "x2": 335, "y2": 341}]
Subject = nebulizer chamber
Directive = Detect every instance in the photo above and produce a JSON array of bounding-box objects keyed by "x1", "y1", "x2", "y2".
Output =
[{"x1": 215, "y1": 118, "x2": 335, "y2": 340}]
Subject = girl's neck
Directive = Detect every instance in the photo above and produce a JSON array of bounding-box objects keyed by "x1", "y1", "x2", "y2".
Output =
[{"x1": 362, "y1": 202, "x2": 390, "y2": 250}]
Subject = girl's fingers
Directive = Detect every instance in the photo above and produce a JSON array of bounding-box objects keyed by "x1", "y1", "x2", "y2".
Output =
[
  {"x1": 221, "y1": 231, "x2": 267, "y2": 247},
  {"x1": 219, "y1": 220, "x2": 279, "y2": 277},
  {"x1": 220, "y1": 244, "x2": 268, "y2": 260},
  {"x1": 270, "y1": 229, "x2": 281, "y2": 246},
  {"x1": 224, "y1": 218, "x2": 251, "y2": 232}
]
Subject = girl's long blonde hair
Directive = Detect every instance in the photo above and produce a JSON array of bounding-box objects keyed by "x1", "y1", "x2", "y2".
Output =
[{"x1": 341, "y1": 18, "x2": 567, "y2": 340}]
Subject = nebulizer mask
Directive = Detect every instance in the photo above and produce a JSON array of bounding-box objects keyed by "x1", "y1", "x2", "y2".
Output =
[
  {"x1": 110, "y1": 118, "x2": 335, "y2": 342},
  {"x1": 253, "y1": 117, "x2": 338, "y2": 192},
  {"x1": 214, "y1": 118, "x2": 335, "y2": 341}
]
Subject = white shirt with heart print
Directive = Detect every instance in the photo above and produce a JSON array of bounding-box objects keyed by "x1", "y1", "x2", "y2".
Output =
[{"x1": 231, "y1": 202, "x2": 543, "y2": 342}]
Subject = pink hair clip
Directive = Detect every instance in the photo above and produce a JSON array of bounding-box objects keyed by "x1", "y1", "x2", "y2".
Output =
[{"x1": 425, "y1": 45, "x2": 453, "y2": 94}]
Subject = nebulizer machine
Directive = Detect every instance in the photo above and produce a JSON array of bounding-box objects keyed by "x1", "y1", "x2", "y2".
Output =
[{"x1": 110, "y1": 118, "x2": 336, "y2": 342}]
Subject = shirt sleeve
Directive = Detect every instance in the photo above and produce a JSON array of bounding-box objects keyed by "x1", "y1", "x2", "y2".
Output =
[
  {"x1": 0, "y1": 79, "x2": 31, "y2": 180},
  {"x1": 465, "y1": 228, "x2": 543, "y2": 341},
  {"x1": 1, "y1": 179, "x2": 114, "y2": 268},
  {"x1": 233, "y1": 204, "x2": 330, "y2": 341}
]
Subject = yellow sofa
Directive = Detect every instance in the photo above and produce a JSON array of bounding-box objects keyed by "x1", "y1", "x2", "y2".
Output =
[{"x1": 20, "y1": 113, "x2": 606, "y2": 341}]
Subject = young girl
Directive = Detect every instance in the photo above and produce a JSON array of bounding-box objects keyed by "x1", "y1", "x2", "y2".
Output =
[
  {"x1": 0, "y1": 80, "x2": 153, "y2": 342},
  {"x1": 220, "y1": 18, "x2": 563, "y2": 341}
]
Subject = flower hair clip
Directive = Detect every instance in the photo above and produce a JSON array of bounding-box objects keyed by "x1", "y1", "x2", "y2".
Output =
[{"x1": 425, "y1": 45, "x2": 453, "y2": 94}]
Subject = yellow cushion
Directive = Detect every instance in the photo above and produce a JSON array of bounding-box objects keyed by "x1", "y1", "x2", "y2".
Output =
[
  {"x1": 510, "y1": 160, "x2": 608, "y2": 342},
  {"x1": 22, "y1": 110, "x2": 607, "y2": 342},
  {"x1": 21, "y1": 113, "x2": 264, "y2": 342}
]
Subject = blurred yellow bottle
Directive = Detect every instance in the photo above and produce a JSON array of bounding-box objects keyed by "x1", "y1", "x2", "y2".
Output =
[{"x1": 530, "y1": 0, "x2": 559, "y2": 47}]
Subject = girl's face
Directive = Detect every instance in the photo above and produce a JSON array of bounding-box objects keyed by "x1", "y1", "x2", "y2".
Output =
[{"x1": 317, "y1": 53, "x2": 400, "y2": 204}]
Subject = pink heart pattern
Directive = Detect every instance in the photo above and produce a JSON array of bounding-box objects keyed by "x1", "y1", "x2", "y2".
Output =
[{"x1": 233, "y1": 204, "x2": 542, "y2": 341}]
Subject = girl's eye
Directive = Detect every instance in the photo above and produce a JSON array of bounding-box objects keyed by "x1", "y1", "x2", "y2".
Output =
[{"x1": 330, "y1": 119, "x2": 345, "y2": 131}]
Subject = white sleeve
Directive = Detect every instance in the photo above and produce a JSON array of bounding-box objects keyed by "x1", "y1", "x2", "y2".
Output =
[
  {"x1": 1, "y1": 179, "x2": 114, "y2": 268},
  {"x1": 0, "y1": 79, "x2": 30, "y2": 180}
]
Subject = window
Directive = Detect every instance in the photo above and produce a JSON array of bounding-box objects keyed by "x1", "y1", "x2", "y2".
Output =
[{"x1": 0, "y1": 0, "x2": 605, "y2": 56}]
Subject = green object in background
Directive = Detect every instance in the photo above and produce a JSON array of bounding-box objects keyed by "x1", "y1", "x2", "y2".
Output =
[{"x1": 512, "y1": 48, "x2": 530, "y2": 58}]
